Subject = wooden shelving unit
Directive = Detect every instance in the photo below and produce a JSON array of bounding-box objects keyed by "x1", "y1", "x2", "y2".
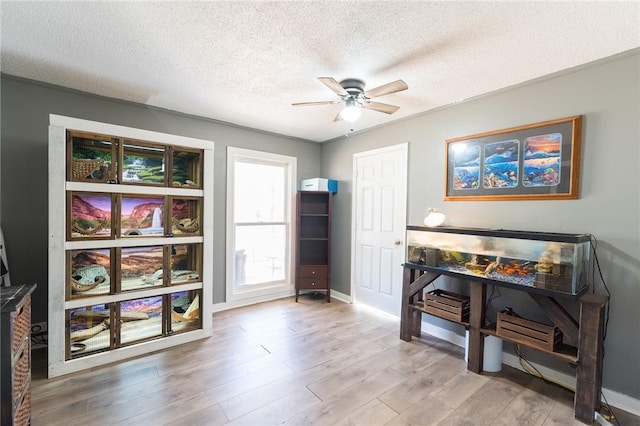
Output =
[
  {"x1": 295, "y1": 191, "x2": 332, "y2": 302},
  {"x1": 400, "y1": 264, "x2": 608, "y2": 424},
  {"x1": 48, "y1": 115, "x2": 214, "y2": 377}
]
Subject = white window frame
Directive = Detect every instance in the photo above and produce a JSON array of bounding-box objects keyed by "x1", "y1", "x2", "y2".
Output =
[{"x1": 226, "y1": 147, "x2": 297, "y2": 302}]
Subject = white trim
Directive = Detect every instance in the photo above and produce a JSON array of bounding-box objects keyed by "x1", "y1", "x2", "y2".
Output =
[
  {"x1": 328, "y1": 289, "x2": 351, "y2": 304},
  {"x1": 225, "y1": 147, "x2": 297, "y2": 302},
  {"x1": 48, "y1": 329, "x2": 210, "y2": 378},
  {"x1": 211, "y1": 288, "x2": 352, "y2": 313},
  {"x1": 350, "y1": 143, "x2": 409, "y2": 312},
  {"x1": 64, "y1": 282, "x2": 203, "y2": 309},
  {"x1": 66, "y1": 181, "x2": 203, "y2": 197},
  {"x1": 65, "y1": 236, "x2": 203, "y2": 250},
  {"x1": 49, "y1": 114, "x2": 213, "y2": 149},
  {"x1": 420, "y1": 319, "x2": 640, "y2": 417}
]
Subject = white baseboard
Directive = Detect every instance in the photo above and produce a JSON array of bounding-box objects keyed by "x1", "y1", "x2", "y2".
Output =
[
  {"x1": 329, "y1": 289, "x2": 350, "y2": 304},
  {"x1": 212, "y1": 290, "x2": 294, "y2": 312},
  {"x1": 212, "y1": 288, "x2": 352, "y2": 313},
  {"x1": 420, "y1": 319, "x2": 640, "y2": 417}
]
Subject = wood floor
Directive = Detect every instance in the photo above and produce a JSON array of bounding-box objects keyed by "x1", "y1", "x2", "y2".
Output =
[{"x1": 31, "y1": 295, "x2": 638, "y2": 426}]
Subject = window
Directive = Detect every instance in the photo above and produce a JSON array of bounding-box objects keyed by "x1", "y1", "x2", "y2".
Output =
[{"x1": 226, "y1": 147, "x2": 296, "y2": 301}]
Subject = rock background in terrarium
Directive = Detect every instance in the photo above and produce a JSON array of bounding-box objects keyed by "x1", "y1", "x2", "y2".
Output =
[
  {"x1": 172, "y1": 199, "x2": 200, "y2": 234},
  {"x1": 120, "y1": 197, "x2": 164, "y2": 236},
  {"x1": 120, "y1": 246, "x2": 164, "y2": 290},
  {"x1": 70, "y1": 194, "x2": 112, "y2": 238}
]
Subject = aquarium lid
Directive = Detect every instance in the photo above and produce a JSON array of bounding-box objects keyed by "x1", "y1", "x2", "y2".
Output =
[{"x1": 406, "y1": 225, "x2": 591, "y2": 243}]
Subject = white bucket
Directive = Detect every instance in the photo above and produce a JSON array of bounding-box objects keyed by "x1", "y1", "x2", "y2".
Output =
[{"x1": 465, "y1": 330, "x2": 503, "y2": 372}]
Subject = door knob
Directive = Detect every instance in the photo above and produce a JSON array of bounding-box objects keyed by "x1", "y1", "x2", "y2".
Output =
[{"x1": 394, "y1": 239, "x2": 402, "y2": 246}]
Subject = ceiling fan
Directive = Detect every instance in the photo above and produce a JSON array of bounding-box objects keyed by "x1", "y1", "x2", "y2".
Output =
[{"x1": 292, "y1": 77, "x2": 408, "y2": 122}]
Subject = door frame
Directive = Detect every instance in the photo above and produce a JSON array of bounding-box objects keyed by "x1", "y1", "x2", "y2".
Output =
[{"x1": 350, "y1": 143, "x2": 408, "y2": 311}]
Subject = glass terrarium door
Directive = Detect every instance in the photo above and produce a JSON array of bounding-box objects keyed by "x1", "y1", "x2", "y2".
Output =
[
  {"x1": 170, "y1": 147, "x2": 203, "y2": 188},
  {"x1": 120, "y1": 195, "x2": 165, "y2": 237},
  {"x1": 121, "y1": 140, "x2": 166, "y2": 185},
  {"x1": 170, "y1": 290, "x2": 201, "y2": 334},
  {"x1": 118, "y1": 245, "x2": 166, "y2": 291},
  {"x1": 118, "y1": 296, "x2": 164, "y2": 345},
  {"x1": 68, "y1": 131, "x2": 116, "y2": 182},
  {"x1": 68, "y1": 192, "x2": 113, "y2": 240},
  {"x1": 171, "y1": 197, "x2": 202, "y2": 236},
  {"x1": 67, "y1": 303, "x2": 113, "y2": 359},
  {"x1": 67, "y1": 248, "x2": 113, "y2": 299},
  {"x1": 170, "y1": 244, "x2": 201, "y2": 285}
]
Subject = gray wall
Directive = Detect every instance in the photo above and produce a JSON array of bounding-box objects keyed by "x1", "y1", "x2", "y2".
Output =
[
  {"x1": 0, "y1": 75, "x2": 322, "y2": 320},
  {"x1": 321, "y1": 52, "x2": 640, "y2": 398}
]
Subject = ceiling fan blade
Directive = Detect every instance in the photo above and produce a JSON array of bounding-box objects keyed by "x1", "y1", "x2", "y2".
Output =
[
  {"x1": 292, "y1": 100, "x2": 338, "y2": 107},
  {"x1": 363, "y1": 101, "x2": 400, "y2": 114},
  {"x1": 363, "y1": 79, "x2": 408, "y2": 99},
  {"x1": 318, "y1": 77, "x2": 348, "y2": 96},
  {"x1": 333, "y1": 111, "x2": 343, "y2": 122}
]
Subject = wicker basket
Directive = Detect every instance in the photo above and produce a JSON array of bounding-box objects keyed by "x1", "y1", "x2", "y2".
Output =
[
  {"x1": 11, "y1": 298, "x2": 30, "y2": 355},
  {"x1": 172, "y1": 217, "x2": 199, "y2": 233},
  {"x1": 13, "y1": 350, "x2": 29, "y2": 404},
  {"x1": 72, "y1": 158, "x2": 104, "y2": 179},
  {"x1": 13, "y1": 382, "x2": 30, "y2": 426}
]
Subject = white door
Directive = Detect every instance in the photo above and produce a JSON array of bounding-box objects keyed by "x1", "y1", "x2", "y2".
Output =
[{"x1": 352, "y1": 143, "x2": 408, "y2": 316}]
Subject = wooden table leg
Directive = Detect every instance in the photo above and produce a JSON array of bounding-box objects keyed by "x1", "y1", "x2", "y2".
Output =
[
  {"x1": 400, "y1": 265, "x2": 416, "y2": 341},
  {"x1": 574, "y1": 293, "x2": 608, "y2": 424},
  {"x1": 468, "y1": 281, "x2": 486, "y2": 374}
]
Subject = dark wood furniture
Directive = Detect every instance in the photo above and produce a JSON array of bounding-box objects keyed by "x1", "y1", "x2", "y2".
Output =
[
  {"x1": 295, "y1": 191, "x2": 332, "y2": 302},
  {"x1": 1, "y1": 283, "x2": 37, "y2": 426},
  {"x1": 400, "y1": 264, "x2": 608, "y2": 424}
]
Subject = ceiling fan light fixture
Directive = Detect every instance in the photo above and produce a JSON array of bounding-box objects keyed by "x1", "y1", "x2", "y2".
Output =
[{"x1": 339, "y1": 98, "x2": 362, "y2": 122}]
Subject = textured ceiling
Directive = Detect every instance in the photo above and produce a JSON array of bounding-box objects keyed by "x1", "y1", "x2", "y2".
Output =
[{"x1": 1, "y1": 1, "x2": 639, "y2": 142}]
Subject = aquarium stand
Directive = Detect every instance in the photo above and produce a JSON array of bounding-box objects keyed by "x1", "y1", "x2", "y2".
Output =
[{"x1": 400, "y1": 264, "x2": 608, "y2": 424}]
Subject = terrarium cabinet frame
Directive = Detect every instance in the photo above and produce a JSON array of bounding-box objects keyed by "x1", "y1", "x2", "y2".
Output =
[{"x1": 48, "y1": 114, "x2": 213, "y2": 378}]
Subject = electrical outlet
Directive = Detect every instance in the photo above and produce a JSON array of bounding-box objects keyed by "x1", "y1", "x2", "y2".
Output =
[{"x1": 31, "y1": 321, "x2": 47, "y2": 335}]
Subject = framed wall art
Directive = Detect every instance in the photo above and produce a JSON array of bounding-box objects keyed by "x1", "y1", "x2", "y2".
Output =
[{"x1": 445, "y1": 115, "x2": 582, "y2": 201}]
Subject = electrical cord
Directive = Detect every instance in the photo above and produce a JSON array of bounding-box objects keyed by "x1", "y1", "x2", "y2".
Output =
[
  {"x1": 588, "y1": 235, "x2": 611, "y2": 342},
  {"x1": 514, "y1": 343, "x2": 620, "y2": 425},
  {"x1": 485, "y1": 284, "x2": 501, "y2": 326},
  {"x1": 31, "y1": 332, "x2": 48, "y2": 346}
]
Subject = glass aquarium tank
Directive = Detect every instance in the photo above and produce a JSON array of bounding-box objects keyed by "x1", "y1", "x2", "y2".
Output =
[
  {"x1": 170, "y1": 290, "x2": 201, "y2": 334},
  {"x1": 119, "y1": 296, "x2": 163, "y2": 345},
  {"x1": 68, "y1": 248, "x2": 112, "y2": 299},
  {"x1": 120, "y1": 196, "x2": 165, "y2": 237},
  {"x1": 120, "y1": 245, "x2": 165, "y2": 291},
  {"x1": 406, "y1": 226, "x2": 590, "y2": 296},
  {"x1": 171, "y1": 198, "x2": 201, "y2": 236},
  {"x1": 172, "y1": 148, "x2": 202, "y2": 188},
  {"x1": 69, "y1": 192, "x2": 112, "y2": 239},
  {"x1": 67, "y1": 303, "x2": 112, "y2": 359},
  {"x1": 68, "y1": 131, "x2": 115, "y2": 182},
  {"x1": 121, "y1": 141, "x2": 166, "y2": 185},
  {"x1": 170, "y1": 244, "x2": 201, "y2": 285}
]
